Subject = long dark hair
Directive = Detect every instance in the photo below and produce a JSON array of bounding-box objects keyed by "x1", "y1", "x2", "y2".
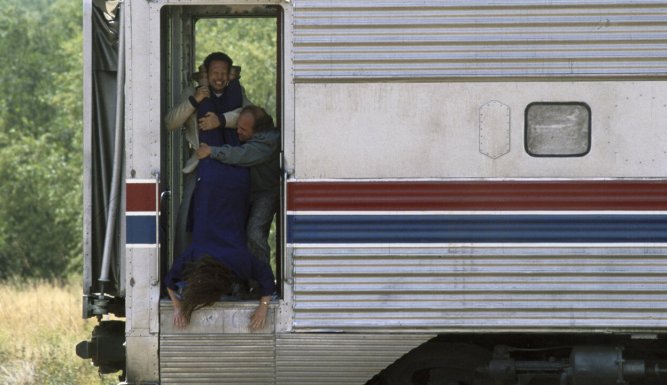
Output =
[{"x1": 180, "y1": 255, "x2": 234, "y2": 322}]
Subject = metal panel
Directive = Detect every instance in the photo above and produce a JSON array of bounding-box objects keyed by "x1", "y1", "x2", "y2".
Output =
[
  {"x1": 125, "y1": 0, "x2": 161, "y2": 181},
  {"x1": 125, "y1": 246, "x2": 160, "y2": 380},
  {"x1": 161, "y1": 327, "x2": 432, "y2": 385},
  {"x1": 275, "y1": 333, "x2": 433, "y2": 385},
  {"x1": 288, "y1": 214, "x2": 667, "y2": 243},
  {"x1": 160, "y1": 301, "x2": 278, "y2": 384},
  {"x1": 161, "y1": 334, "x2": 276, "y2": 384},
  {"x1": 124, "y1": 0, "x2": 162, "y2": 382},
  {"x1": 287, "y1": 180, "x2": 667, "y2": 331},
  {"x1": 291, "y1": 246, "x2": 667, "y2": 331},
  {"x1": 293, "y1": 81, "x2": 667, "y2": 180},
  {"x1": 160, "y1": 301, "x2": 277, "y2": 334},
  {"x1": 293, "y1": 0, "x2": 667, "y2": 80},
  {"x1": 126, "y1": 335, "x2": 160, "y2": 383},
  {"x1": 287, "y1": 181, "x2": 667, "y2": 211}
]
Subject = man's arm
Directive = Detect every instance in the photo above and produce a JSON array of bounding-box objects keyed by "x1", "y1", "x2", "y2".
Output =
[
  {"x1": 165, "y1": 85, "x2": 212, "y2": 131},
  {"x1": 206, "y1": 130, "x2": 279, "y2": 167},
  {"x1": 164, "y1": 86, "x2": 197, "y2": 132}
]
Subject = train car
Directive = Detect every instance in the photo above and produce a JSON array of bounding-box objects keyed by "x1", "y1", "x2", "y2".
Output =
[{"x1": 77, "y1": 0, "x2": 667, "y2": 384}]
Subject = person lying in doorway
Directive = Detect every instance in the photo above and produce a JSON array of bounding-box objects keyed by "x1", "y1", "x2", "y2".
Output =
[
  {"x1": 164, "y1": 51, "x2": 251, "y2": 258},
  {"x1": 196, "y1": 105, "x2": 280, "y2": 265},
  {"x1": 164, "y1": 54, "x2": 273, "y2": 331},
  {"x1": 164, "y1": 127, "x2": 275, "y2": 330}
]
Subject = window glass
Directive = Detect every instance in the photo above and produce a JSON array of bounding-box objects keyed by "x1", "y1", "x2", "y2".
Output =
[{"x1": 525, "y1": 102, "x2": 591, "y2": 157}]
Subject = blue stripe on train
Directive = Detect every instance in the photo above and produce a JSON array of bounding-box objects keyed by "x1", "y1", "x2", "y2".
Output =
[
  {"x1": 287, "y1": 214, "x2": 667, "y2": 243},
  {"x1": 126, "y1": 215, "x2": 157, "y2": 244}
]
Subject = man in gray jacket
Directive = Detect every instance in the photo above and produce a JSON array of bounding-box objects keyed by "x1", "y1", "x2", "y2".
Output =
[{"x1": 196, "y1": 106, "x2": 280, "y2": 264}]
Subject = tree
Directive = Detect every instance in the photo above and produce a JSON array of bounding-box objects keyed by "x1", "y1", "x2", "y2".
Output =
[{"x1": 0, "y1": 0, "x2": 82, "y2": 279}]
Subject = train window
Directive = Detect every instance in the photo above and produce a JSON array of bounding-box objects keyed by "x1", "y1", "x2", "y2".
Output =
[{"x1": 524, "y1": 102, "x2": 591, "y2": 157}]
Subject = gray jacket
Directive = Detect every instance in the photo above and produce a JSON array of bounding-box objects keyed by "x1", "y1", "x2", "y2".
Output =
[
  {"x1": 164, "y1": 85, "x2": 251, "y2": 173},
  {"x1": 210, "y1": 128, "x2": 280, "y2": 198}
]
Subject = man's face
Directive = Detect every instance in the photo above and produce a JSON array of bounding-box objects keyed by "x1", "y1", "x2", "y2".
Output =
[
  {"x1": 207, "y1": 60, "x2": 230, "y2": 93},
  {"x1": 237, "y1": 113, "x2": 256, "y2": 142}
]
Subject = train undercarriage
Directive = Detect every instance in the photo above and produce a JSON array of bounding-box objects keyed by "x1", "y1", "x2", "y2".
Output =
[{"x1": 367, "y1": 334, "x2": 667, "y2": 385}]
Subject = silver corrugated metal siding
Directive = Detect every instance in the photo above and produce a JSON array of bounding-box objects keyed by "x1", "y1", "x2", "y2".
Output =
[
  {"x1": 292, "y1": 0, "x2": 667, "y2": 79},
  {"x1": 275, "y1": 333, "x2": 433, "y2": 384},
  {"x1": 161, "y1": 323, "x2": 432, "y2": 384},
  {"x1": 161, "y1": 334, "x2": 276, "y2": 384},
  {"x1": 292, "y1": 246, "x2": 667, "y2": 331}
]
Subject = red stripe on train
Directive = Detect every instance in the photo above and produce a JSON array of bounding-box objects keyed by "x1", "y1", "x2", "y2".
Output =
[
  {"x1": 126, "y1": 183, "x2": 157, "y2": 212},
  {"x1": 287, "y1": 181, "x2": 667, "y2": 211}
]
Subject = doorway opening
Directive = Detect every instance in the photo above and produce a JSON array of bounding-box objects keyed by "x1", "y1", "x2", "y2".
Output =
[{"x1": 161, "y1": 4, "x2": 283, "y2": 297}]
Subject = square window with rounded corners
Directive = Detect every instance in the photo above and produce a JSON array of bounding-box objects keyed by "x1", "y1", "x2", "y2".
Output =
[{"x1": 525, "y1": 102, "x2": 591, "y2": 157}]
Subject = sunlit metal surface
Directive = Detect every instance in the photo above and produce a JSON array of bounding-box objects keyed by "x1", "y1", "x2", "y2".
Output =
[
  {"x1": 159, "y1": 300, "x2": 433, "y2": 384},
  {"x1": 276, "y1": 333, "x2": 433, "y2": 384},
  {"x1": 161, "y1": 333, "x2": 275, "y2": 384},
  {"x1": 291, "y1": 245, "x2": 667, "y2": 331},
  {"x1": 293, "y1": 0, "x2": 667, "y2": 79}
]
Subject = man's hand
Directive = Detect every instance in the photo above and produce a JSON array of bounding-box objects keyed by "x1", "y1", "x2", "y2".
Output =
[
  {"x1": 197, "y1": 143, "x2": 211, "y2": 159},
  {"x1": 193, "y1": 85, "x2": 210, "y2": 103},
  {"x1": 198, "y1": 112, "x2": 221, "y2": 131}
]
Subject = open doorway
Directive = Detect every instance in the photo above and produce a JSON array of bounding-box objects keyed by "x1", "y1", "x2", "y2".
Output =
[
  {"x1": 195, "y1": 16, "x2": 280, "y2": 278},
  {"x1": 161, "y1": 5, "x2": 283, "y2": 295}
]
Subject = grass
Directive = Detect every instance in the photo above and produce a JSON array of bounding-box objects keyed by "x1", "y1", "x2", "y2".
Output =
[{"x1": 0, "y1": 279, "x2": 119, "y2": 385}]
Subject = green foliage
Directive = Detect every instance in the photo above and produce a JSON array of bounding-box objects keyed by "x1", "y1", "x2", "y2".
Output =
[
  {"x1": 0, "y1": 135, "x2": 81, "y2": 278},
  {"x1": 0, "y1": 3, "x2": 278, "y2": 279},
  {"x1": 0, "y1": 0, "x2": 82, "y2": 279},
  {"x1": 195, "y1": 18, "x2": 278, "y2": 119}
]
